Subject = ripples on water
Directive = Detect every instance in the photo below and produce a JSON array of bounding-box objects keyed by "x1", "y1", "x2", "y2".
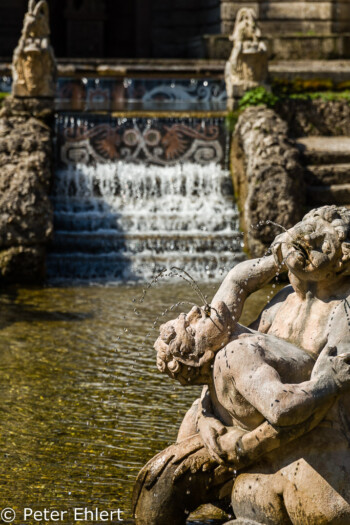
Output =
[{"x1": 0, "y1": 282, "x2": 275, "y2": 523}]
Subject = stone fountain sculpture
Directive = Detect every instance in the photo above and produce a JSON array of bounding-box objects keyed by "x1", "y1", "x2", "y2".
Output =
[
  {"x1": 225, "y1": 8, "x2": 268, "y2": 110},
  {"x1": 133, "y1": 205, "x2": 350, "y2": 525},
  {"x1": 12, "y1": 0, "x2": 56, "y2": 98}
]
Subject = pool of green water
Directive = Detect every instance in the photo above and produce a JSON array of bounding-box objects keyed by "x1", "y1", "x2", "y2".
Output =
[{"x1": 0, "y1": 282, "x2": 274, "y2": 524}]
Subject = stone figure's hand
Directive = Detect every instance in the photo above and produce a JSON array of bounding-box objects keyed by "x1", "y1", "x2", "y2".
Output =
[
  {"x1": 312, "y1": 345, "x2": 350, "y2": 391},
  {"x1": 173, "y1": 446, "x2": 218, "y2": 481},
  {"x1": 197, "y1": 416, "x2": 227, "y2": 464},
  {"x1": 271, "y1": 232, "x2": 289, "y2": 270}
]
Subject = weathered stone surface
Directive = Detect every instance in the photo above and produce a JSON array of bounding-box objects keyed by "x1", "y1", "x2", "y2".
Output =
[
  {"x1": 0, "y1": 95, "x2": 54, "y2": 120},
  {"x1": 307, "y1": 183, "x2": 350, "y2": 205},
  {"x1": 260, "y1": 2, "x2": 333, "y2": 21},
  {"x1": 220, "y1": 0, "x2": 350, "y2": 36},
  {"x1": 295, "y1": 136, "x2": 350, "y2": 209},
  {"x1": 276, "y1": 99, "x2": 350, "y2": 138},
  {"x1": 205, "y1": 33, "x2": 350, "y2": 60},
  {"x1": 231, "y1": 105, "x2": 305, "y2": 257},
  {"x1": 297, "y1": 136, "x2": 350, "y2": 163},
  {"x1": 0, "y1": 99, "x2": 53, "y2": 284},
  {"x1": 305, "y1": 163, "x2": 350, "y2": 185},
  {"x1": 221, "y1": 2, "x2": 260, "y2": 20}
]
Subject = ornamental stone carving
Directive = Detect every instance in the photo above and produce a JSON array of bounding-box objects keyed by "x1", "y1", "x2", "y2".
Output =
[{"x1": 225, "y1": 8, "x2": 268, "y2": 105}]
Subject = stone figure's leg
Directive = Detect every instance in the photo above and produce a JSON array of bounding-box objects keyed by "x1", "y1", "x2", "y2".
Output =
[
  {"x1": 133, "y1": 448, "x2": 233, "y2": 525},
  {"x1": 281, "y1": 454, "x2": 350, "y2": 525},
  {"x1": 232, "y1": 472, "x2": 292, "y2": 525},
  {"x1": 232, "y1": 445, "x2": 350, "y2": 525}
]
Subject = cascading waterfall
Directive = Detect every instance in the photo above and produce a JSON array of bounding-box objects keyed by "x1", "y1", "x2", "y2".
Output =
[{"x1": 48, "y1": 114, "x2": 244, "y2": 281}]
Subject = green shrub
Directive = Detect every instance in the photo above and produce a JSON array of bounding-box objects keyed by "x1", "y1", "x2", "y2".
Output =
[{"x1": 238, "y1": 87, "x2": 279, "y2": 110}]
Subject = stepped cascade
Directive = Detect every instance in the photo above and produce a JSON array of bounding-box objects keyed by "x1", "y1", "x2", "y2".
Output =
[{"x1": 48, "y1": 157, "x2": 242, "y2": 281}]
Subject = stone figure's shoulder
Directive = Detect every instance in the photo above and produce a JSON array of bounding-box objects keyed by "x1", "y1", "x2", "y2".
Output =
[{"x1": 254, "y1": 284, "x2": 294, "y2": 332}]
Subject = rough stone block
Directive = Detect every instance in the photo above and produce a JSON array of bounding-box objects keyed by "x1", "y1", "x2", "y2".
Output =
[
  {"x1": 260, "y1": 2, "x2": 332, "y2": 21},
  {"x1": 304, "y1": 164, "x2": 350, "y2": 186},
  {"x1": 259, "y1": 19, "x2": 333, "y2": 34},
  {"x1": 221, "y1": 20, "x2": 336, "y2": 35},
  {"x1": 221, "y1": 2, "x2": 259, "y2": 20}
]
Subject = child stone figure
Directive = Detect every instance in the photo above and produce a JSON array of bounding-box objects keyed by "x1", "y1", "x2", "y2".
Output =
[{"x1": 133, "y1": 205, "x2": 350, "y2": 525}]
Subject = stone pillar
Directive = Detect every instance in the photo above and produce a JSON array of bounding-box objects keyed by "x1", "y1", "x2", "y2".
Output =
[
  {"x1": 0, "y1": 0, "x2": 56, "y2": 285},
  {"x1": 225, "y1": 7, "x2": 268, "y2": 109}
]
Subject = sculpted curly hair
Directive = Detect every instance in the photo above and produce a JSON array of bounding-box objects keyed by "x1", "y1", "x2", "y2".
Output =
[
  {"x1": 303, "y1": 206, "x2": 350, "y2": 273},
  {"x1": 303, "y1": 205, "x2": 350, "y2": 243}
]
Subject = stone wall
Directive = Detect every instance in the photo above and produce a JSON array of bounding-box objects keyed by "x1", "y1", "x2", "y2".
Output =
[
  {"x1": 231, "y1": 106, "x2": 305, "y2": 257},
  {"x1": 205, "y1": 0, "x2": 350, "y2": 59},
  {"x1": 0, "y1": 98, "x2": 53, "y2": 284},
  {"x1": 221, "y1": 0, "x2": 350, "y2": 35}
]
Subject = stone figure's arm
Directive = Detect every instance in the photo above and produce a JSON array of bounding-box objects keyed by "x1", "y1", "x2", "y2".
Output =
[
  {"x1": 232, "y1": 343, "x2": 350, "y2": 428},
  {"x1": 215, "y1": 342, "x2": 350, "y2": 467},
  {"x1": 212, "y1": 255, "x2": 278, "y2": 322},
  {"x1": 195, "y1": 386, "x2": 231, "y2": 463},
  {"x1": 218, "y1": 403, "x2": 334, "y2": 468}
]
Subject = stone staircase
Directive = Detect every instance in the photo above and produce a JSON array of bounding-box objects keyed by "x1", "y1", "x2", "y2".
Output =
[{"x1": 296, "y1": 136, "x2": 350, "y2": 209}]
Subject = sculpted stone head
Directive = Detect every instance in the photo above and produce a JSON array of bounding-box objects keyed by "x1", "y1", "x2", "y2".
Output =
[
  {"x1": 23, "y1": 0, "x2": 50, "y2": 39},
  {"x1": 155, "y1": 301, "x2": 233, "y2": 385},
  {"x1": 273, "y1": 205, "x2": 350, "y2": 283},
  {"x1": 230, "y1": 8, "x2": 261, "y2": 44}
]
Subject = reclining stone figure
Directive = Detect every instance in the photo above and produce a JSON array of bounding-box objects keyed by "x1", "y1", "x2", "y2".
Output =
[{"x1": 133, "y1": 205, "x2": 350, "y2": 525}]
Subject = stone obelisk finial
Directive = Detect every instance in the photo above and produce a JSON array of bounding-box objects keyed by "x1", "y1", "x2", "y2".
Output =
[{"x1": 12, "y1": 0, "x2": 57, "y2": 98}]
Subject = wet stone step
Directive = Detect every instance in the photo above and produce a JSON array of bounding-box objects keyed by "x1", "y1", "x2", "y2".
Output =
[
  {"x1": 47, "y1": 251, "x2": 245, "y2": 281},
  {"x1": 51, "y1": 196, "x2": 234, "y2": 214},
  {"x1": 297, "y1": 137, "x2": 350, "y2": 166},
  {"x1": 53, "y1": 211, "x2": 239, "y2": 233},
  {"x1": 305, "y1": 164, "x2": 350, "y2": 186},
  {"x1": 51, "y1": 231, "x2": 242, "y2": 254}
]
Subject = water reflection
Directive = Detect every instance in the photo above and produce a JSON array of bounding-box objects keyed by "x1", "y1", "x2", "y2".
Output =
[{"x1": 0, "y1": 282, "x2": 275, "y2": 523}]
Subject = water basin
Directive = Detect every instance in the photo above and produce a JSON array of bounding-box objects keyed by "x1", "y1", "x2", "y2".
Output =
[{"x1": 0, "y1": 282, "x2": 274, "y2": 523}]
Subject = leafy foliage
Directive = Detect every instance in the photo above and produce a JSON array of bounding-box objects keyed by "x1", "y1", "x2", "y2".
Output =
[{"x1": 238, "y1": 87, "x2": 279, "y2": 110}]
